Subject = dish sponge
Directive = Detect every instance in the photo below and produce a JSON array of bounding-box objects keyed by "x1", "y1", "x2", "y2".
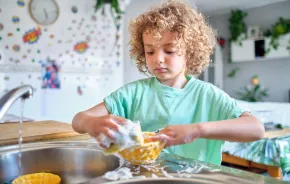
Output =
[
  {"x1": 119, "y1": 132, "x2": 166, "y2": 165},
  {"x1": 12, "y1": 173, "x2": 61, "y2": 184},
  {"x1": 97, "y1": 120, "x2": 144, "y2": 154}
]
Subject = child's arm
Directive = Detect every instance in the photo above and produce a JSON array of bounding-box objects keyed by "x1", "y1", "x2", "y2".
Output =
[
  {"x1": 199, "y1": 112, "x2": 264, "y2": 142},
  {"x1": 72, "y1": 102, "x2": 127, "y2": 142},
  {"x1": 149, "y1": 112, "x2": 264, "y2": 146}
]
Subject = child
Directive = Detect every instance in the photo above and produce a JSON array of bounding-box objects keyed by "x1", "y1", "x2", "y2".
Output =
[{"x1": 72, "y1": 0, "x2": 264, "y2": 165}]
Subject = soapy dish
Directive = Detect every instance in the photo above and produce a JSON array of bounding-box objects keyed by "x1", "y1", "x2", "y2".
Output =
[
  {"x1": 97, "y1": 120, "x2": 144, "y2": 155},
  {"x1": 119, "y1": 132, "x2": 166, "y2": 165}
]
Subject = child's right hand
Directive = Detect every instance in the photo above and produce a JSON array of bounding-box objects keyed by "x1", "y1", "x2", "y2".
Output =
[{"x1": 84, "y1": 114, "x2": 127, "y2": 147}]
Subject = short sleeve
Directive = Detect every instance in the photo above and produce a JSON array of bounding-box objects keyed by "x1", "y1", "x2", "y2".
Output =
[
  {"x1": 104, "y1": 87, "x2": 127, "y2": 118},
  {"x1": 103, "y1": 82, "x2": 137, "y2": 118},
  {"x1": 210, "y1": 85, "x2": 245, "y2": 120}
]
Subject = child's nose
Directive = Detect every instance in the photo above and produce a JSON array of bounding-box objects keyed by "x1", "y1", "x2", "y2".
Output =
[{"x1": 153, "y1": 52, "x2": 164, "y2": 64}]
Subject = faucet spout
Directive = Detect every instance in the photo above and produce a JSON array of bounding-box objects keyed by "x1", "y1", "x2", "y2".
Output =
[{"x1": 0, "y1": 85, "x2": 33, "y2": 121}]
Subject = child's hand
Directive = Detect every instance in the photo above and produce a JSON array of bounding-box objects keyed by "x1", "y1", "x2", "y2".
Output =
[
  {"x1": 84, "y1": 114, "x2": 127, "y2": 147},
  {"x1": 149, "y1": 124, "x2": 202, "y2": 147}
]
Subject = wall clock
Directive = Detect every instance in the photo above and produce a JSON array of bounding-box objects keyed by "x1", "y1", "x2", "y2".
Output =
[{"x1": 29, "y1": 0, "x2": 59, "y2": 25}]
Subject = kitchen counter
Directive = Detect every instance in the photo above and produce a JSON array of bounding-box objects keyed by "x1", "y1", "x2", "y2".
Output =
[
  {"x1": 87, "y1": 152, "x2": 288, "y2": 184},
  {"x1": 0, "y1": 120, "x2": 91, "y2": 146},
  {"x1": 39, "y1": 139, "x2": 288, "y2": 183},
  {"x1": 0, "y1": 120, "x2": 287, "y2": 184}
]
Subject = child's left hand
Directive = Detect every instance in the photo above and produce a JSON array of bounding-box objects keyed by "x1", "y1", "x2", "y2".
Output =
[{"x1": 148, "y1": 124, "x2": 202, "y2": 147}]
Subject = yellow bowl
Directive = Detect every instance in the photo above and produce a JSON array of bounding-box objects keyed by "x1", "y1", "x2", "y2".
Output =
[
  {"x1": 12, "y1": 173, "x2": 61, "y2": 184},
  {"x1": 119, "y1": 132, "x2": 166, "y2": 165}
]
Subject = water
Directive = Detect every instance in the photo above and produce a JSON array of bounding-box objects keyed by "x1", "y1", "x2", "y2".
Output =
[{"x1": 18, "y1": 98, "x2": 25, "y2": 175}]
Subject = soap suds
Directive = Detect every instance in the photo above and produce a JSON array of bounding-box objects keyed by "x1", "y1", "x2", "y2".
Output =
[
  {"x1": 103, "y1": 167, "x2": 133, "y2": 181},
  {"x1": 97, "y1": 120, "x2": 143, "y2": 154}
]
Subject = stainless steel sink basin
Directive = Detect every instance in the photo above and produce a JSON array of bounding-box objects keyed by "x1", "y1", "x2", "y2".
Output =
[
  {"x1": 108, "y1": 179, "x2": 205, "y2": 184},
  {"x1": 105, "y1": 178, "x2": 239, "y2": 184},
  {"x1": 0, "y1": 141, "x2": 282, "y2": 184},
  {"x1": 0, "y1": 142, "x2": 122, "y2": 184},
  {"x1": 102, "y1": 174, "x2": 256, "y2": 184}
]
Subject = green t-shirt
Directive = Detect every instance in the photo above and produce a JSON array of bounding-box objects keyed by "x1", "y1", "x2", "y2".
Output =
[{"x1": 104, "y1": 76, "x2": 244, "y2": 165}]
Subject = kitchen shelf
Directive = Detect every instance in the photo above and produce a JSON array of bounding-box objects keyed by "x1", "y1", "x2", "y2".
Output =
[{"x1": 231, "y1": 33, "x2": 290, "y2": 63}]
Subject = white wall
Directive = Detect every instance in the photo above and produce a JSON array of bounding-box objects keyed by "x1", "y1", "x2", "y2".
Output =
[{"x1": 0, "y1": 0, "x2": 127, "y2": 123}]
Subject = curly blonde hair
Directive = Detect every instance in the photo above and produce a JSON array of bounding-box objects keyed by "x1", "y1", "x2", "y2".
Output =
[{"x1": 129, "y1": 0, "x2": 217, "y2": 75}]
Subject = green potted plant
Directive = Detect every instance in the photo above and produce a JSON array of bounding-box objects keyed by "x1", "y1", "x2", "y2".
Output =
[
  {"x1": 264, "y1": 17, "x2": 290, "y2": 53},
  {"x1": 229, "y1": 9, "x2": 247, "y2": 45},
  {"x1": 237, "y1": 75, "x2": 269, "y2": 102},
  {"x1": 227, "y1": 67, "x2": 240, "y2": 78},
  {"x1": 94, "y1": 0, "x2": 124, "y2": 29}
]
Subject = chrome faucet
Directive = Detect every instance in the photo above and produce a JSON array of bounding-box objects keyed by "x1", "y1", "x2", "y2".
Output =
[{"x1": 0, "y1": 85, "x2": 33, "y2": 121}]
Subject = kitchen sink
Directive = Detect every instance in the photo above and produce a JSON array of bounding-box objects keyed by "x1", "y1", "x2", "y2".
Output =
[
  {"x1": 108, "y1": 179, "x2": 210, "y2": 184},
  {"x1": 105, "y1": 177, "x2": 246, "y2": 184},
  {"x1": 0, "y1": 141, "x2": 283, "y2": 184},
  {"x1": 0, "y1": 142, "x2": 122, "y2": 184}
]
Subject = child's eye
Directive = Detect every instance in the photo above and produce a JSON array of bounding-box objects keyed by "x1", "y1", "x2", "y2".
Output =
[
  {"x1": 146, "y1": 52, "x2": 154, "y2": 55},
  {"x1": 166, "y1": 51, "x2": 175, "y2": 54}
]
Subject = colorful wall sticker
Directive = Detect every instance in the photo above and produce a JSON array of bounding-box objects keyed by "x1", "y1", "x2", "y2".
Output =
[
  {"x1": 17, "y1": 0, "x2": 25, "y2": 7},
  {"x1": 77, "y1": 86, "x2": 83, "y2": 96},
  {"x1": 4, "y1": 76, "x2": 9, "y2": 81},
  {"x1": 41, "y1": 58, "x2": 61, "y2": 89},
  {"x1": 12, "y1": 16, "x2": 20, "y2": 24},
  {"x1": 12, "y1": 44, "x2": 21, "y2": 52},
  {"x1": 7, "y1": 33, "x2": 13, "y2": 37},
  {"x1": 71, "y1": 6, "x2": 78, "y2": 14},
  {"x1": 0, "y1": 23, "x2": 3, "y2": 31},
  {"x1": 74, "y1": 41, "x2": 88, "y2": 54},
  {"x1": 86, "y1": 35, "x2": 91, "y2": 42},
  {"x1": 23, "y1": 26, "x2": 41, "y2": 44},
  {"x1": 0, "y1": 50, "x2": 3, "y2": 63}
]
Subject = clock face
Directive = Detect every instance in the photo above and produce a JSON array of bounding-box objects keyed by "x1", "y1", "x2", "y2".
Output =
[{"x1": 29, "y1": 0, "x2": 59, "y2": 25}]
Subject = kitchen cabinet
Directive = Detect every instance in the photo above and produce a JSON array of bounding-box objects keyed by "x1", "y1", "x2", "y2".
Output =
[{"x1": 231, "y1": 33, "x2": 290, "y2": 63}]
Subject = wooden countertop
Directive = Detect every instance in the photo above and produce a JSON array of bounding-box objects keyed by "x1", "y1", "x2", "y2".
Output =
[
  {"x1": 264, "y1": 128, "x2": 290, "y2": 139},
  {"x1": 0, "y1": 120, "x2": 91, "y2": 146}
]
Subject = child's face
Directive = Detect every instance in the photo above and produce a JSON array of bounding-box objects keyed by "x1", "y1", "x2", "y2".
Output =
[{"x1": 143, "y1": 31, "x2": 186, "y2": 80}]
